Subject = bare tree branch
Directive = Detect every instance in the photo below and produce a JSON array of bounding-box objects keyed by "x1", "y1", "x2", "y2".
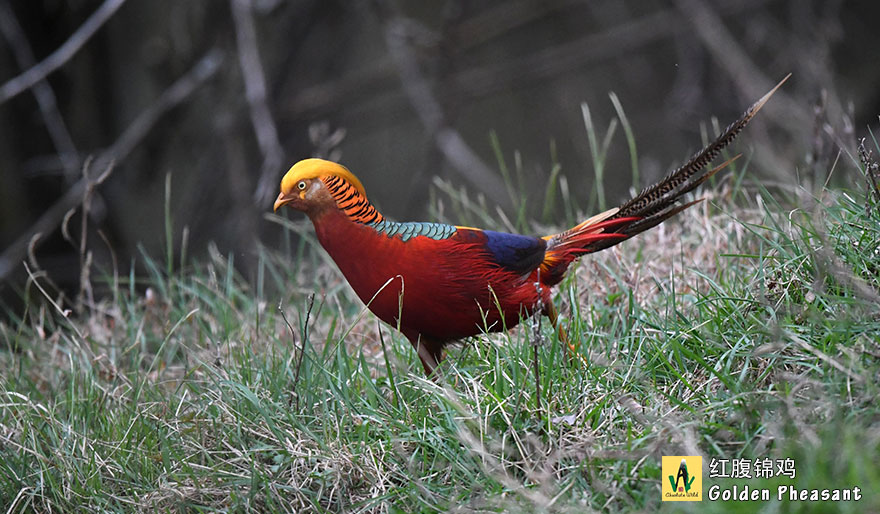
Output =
[
  {"x1": 288, "y1": 0, "x2": 773, "y2": 119},
  {"x1": 0, "y1": 0, "x2": 79, "y2": 177},
  {"x1": 230, "y1": 0, "x2": 284, "y2": 203},
  {"x1": 673, "y1": 0, "x2": 809, "y2": 180},
  {"x1": 100, "y1": 49, "x2": 223, "y2": 166},
  {"x1": 0, "y1": 49, "x2": 223, "y2": 281},
  {"x1": 382, "y1": 14, "x2": 513, "y2": 210},
  {"x1": 0, "y1": 0, "x2": 128, "y2": 105},
  {"x1": 450, "y1": 0, "x2": 581, "y2": 49},
  {"x1": 674, "y1": 0, "x2": 804, "y2": 121}
]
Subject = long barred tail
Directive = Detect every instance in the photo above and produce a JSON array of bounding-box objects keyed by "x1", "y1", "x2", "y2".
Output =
[{"x1": 540, "y1": 74, "x2": 789, "y2": 282}]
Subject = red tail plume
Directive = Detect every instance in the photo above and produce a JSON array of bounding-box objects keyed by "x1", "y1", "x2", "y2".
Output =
[{"x1": 536, "y1": 74, "x2": 788, "y2": 286}]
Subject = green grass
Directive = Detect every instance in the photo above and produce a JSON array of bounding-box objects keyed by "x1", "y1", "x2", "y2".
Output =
[{"x1": 2, "y1": 134, "x2": 880, "y2": 512}]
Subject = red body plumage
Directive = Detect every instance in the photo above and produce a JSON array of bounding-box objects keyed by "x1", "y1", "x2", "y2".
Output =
[{"x1": 312, "y1": 207, "x2": 552, "y2": 342}]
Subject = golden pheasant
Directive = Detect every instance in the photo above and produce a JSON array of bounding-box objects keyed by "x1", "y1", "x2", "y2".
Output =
[{"x1": 274, "y1": 76, "x2": 788, "y2": 375}]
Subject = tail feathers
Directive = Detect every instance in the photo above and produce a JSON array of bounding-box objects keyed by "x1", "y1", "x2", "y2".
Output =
[
  {"x1": 538, "y1": 158, "x2": 735, "y2": 280},
  {"x1": 584, "y1": 154, "x2": 739, "y2": 253},
  {"x1": 544, "y1": 215, "x2": 639, "y2": 251},
  {"x1": 539, "y1": 214, "x2": 639, "y2": 280},
  {"x1": 614, "y1": 74, "x2": 788, "y2": 222},
  {"x1": 537, "y1": 73, "x2": 789, "y2": 282}
]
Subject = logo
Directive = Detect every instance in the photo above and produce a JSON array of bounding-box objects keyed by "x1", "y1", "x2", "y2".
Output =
[{"x1": 662, "y1": 456, "x2": 702, "y2": 501}]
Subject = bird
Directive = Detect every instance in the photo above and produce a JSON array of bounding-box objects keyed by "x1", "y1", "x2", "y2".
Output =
[{"x1": 274, "y1": 75, "x2": 789, "y2": 376}]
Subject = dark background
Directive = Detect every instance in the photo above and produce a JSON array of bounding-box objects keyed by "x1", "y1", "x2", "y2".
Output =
[{"x1": 1, "y1": 0, "x2": 878, "y2": 308}]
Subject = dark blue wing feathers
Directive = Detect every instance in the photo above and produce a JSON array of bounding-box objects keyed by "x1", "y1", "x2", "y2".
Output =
[{"x1": 481, "y1": 230, "x2": 546, "y2": 275}]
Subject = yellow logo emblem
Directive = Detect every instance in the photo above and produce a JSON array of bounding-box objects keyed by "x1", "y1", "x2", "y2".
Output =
[{"x1": 662, "y1": 456, "x2": 702, "y2": 501}]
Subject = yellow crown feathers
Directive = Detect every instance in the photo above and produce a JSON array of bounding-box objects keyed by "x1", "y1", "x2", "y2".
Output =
[{"x1": 280, "y1": 158, "x2": 367, "y2": 197}]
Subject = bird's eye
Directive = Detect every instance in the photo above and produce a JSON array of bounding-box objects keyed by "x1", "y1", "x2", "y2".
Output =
[{"x1": 297, "y1": 181, "x2": 306, "y2": 190}]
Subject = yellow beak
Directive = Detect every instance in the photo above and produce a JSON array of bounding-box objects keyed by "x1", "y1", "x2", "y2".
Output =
[{"x1": 274, "y1": 192, "x2": 293, "y2": 211}]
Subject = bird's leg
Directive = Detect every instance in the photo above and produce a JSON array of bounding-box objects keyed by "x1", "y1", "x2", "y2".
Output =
[
  {"x1": 411, "y1": 336, "x2": 444, "y2": 378},
  {"x1": 544, "y1": 302, "x2": 587, "y2": 365}
]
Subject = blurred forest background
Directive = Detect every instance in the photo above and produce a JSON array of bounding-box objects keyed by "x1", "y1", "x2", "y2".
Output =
[{"x1": 1, "y1": 0, "x2": 879, "y2": 309}]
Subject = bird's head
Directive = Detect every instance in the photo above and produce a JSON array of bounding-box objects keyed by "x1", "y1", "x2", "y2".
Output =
[{"x1": 273, "y1": 158, "x2": 367, "y2": 215}]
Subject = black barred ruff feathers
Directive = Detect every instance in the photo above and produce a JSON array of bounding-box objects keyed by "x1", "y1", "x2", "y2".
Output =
[
  {"x1": 321, "y1": 175, "x2": 457, "y2": 241},
  {"x1": 321, "y1": 174, "x2": 384, "y2": 224}
]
